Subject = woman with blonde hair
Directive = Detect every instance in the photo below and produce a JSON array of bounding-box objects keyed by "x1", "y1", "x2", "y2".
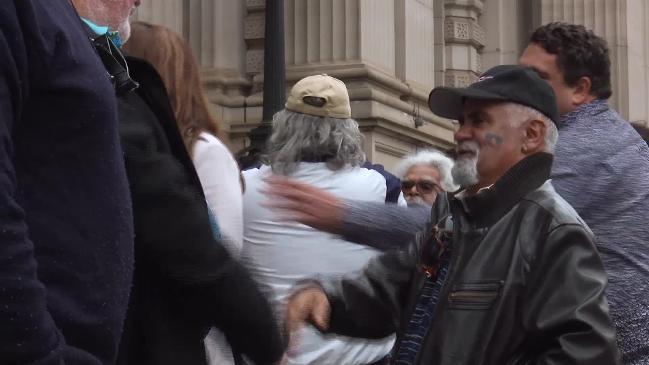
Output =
[{"x1": 124, "y1": 21, "x2": 244, "y2": 365}]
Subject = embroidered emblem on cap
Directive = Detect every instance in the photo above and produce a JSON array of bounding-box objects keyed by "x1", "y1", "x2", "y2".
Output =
[{"x1": 477, "y1": 75, "x2": 494, "y2": 82}]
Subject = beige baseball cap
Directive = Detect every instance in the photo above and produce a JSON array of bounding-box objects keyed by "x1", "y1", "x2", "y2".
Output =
[{"x1": 285, "y1": 74, "x2": 351, "y2": 119}]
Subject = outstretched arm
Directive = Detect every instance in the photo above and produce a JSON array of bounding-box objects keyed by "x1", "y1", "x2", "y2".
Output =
[{"x1": 264, "y1": 175, "x2": 434, "y2": 250}]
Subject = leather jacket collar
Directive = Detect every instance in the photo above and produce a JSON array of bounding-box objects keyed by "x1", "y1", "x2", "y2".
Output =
[{"x1": 453, "y1": 152, "x2": 553, "y2": 228}]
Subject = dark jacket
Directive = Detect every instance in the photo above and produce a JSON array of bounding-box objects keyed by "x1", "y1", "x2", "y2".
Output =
[
  {"x1": 362, "y1": 162, "x2": 402, "y2": 203},
  {"x1": 0, "y1": 1, "x2": 134, "y2": 364},
  {"x1": 114, "y1": 57, "x2": 284, "y2": 365},
  {"x1": 321, "y1": 153, "x2": 621, "y2": 364}
]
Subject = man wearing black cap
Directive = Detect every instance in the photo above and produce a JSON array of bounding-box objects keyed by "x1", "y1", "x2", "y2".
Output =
[{"x1": 283, "y1": 65, "x2": 620, "y2": 364}]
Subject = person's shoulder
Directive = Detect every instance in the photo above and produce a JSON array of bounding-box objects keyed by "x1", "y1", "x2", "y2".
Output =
[
  {"x1": 522, "y1": 182, "x2": 591, "y2": 232},
  {"x1": 1, "y1": 0, "x2": 85, "y2": 71},
  {"x1": 242, "y1": 165, "x2": 269, "y2": 180},
  {"x1": 340, "y1": 166, "x2": 387, "y2": 189},
  {"x1": 194, "y1": 132, "x2": 231, "y2": 155}
]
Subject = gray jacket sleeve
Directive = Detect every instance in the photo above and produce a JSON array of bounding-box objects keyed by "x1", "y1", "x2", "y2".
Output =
[
  {"x1": 338, "y1": 195, "x2": 452, "y2": 250},
  {"x1": 339, "y1": 202, "x2": 429, "y2": 250}
]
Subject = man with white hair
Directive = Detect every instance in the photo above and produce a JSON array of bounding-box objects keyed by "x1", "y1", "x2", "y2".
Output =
[
  {"x1": 279, "y1": 65, "x2": 620, "y2": 364},
  {"x1": 241, "y1": 74, "x2": 395, "y2": 365},
  {"x1": 395, "y1": 150, "x2": 458, "y2": 206}
]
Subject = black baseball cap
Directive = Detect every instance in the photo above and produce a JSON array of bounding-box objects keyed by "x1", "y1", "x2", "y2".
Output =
[{"x1": 428, "y1": 65, "x2": 560, "y2": 125}]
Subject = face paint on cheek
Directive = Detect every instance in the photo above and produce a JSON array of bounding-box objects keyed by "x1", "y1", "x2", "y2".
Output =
[{"x1": 485, "y1": 133, "x2": 504, "y2": 146}]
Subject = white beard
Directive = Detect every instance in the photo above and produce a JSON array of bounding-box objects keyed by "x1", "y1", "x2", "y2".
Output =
[
  {"x1": 117, "y1": 18, "x2": 132, "y2": 43},
  {"x1": 452, "y1": 142, "x2": 480, "y2": 188},
  {"x1": 406, "y1": 196, "x2": 430, "y2": 207}
]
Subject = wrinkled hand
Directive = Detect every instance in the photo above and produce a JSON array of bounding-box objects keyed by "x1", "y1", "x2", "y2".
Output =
[
  {"x1": 262, "y1": 175, "x2": 345, "y2": 234},
  {"x1": 286, "y1": 286, "x2": 331, "y2": 334}
]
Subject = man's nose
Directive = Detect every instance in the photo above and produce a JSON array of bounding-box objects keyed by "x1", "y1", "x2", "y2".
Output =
[{"x1": 454, "y1": 123, "x2": 472, "y2": 143}]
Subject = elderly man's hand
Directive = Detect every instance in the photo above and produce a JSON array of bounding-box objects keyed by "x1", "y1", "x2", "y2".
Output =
[
  {"x1": 263, "y1": 175, "x2": 345, "y2": 234},
  {"x1": 286, "y1": 286, "x2": 331, "y2": 334}
]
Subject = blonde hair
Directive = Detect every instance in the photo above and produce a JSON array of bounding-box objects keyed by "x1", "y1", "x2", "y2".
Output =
[{"x1": 123, "y1": 21, "x2": 219, "y2": 155}]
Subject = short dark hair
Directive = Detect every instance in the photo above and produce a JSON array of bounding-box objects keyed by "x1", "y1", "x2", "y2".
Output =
[
  {"x1": 530, "y1": 22, "x2": 612, "y2": 99},
  {"x1": 633, "y1": 124, "x2": 649, "y2": 145}
]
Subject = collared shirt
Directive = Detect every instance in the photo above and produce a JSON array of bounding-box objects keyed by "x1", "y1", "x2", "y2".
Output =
[
  {"x1": 395, "y1": 221, "x2": 453, "y2": 365},
  {"x1": 552, "y1": 99, "x2": 649, "y2": 362}
]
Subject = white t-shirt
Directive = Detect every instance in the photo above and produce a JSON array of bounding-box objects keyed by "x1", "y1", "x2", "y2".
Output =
[
  {"x1": 192, "y1": 132, "x2": 242, "y2": 365},
  {"x1": 242, "y1": 163, "x2": 396, "y2": 365},
  {"x1": 193, "y1": 132, "x2": 243, "y2": 254}
]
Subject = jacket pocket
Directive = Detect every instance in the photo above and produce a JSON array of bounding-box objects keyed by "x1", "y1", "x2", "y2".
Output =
[{"x1": 447, "y1": 281, "x2": 503, "y2": 310}]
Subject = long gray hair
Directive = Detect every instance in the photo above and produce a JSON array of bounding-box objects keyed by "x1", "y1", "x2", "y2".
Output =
[{"x1": 263, "y1": 109, "x2": 366, "y2": 175}]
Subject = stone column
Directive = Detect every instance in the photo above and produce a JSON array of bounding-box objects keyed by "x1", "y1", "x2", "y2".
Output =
[
  {"x1": 479, "y1": 0, "x2": 530, "y2": 70},
  {"x1": 188, "y1": 0, "x2": 250, "y2": 150},
  {"x1": 395, "y1": 0, "x2": 436, "y2": 91},
  {"x1": 443, "y1": 0, "x2": 485, "y2": 87},
  {"x1": 623, "y1": 0, "x2": 649, "y2": 126},
  {"x1": 281, "y1": 0, "x2": 456, "y2": 168},
  {"x1": 132, "y1": 0, "x2": 251, "y2": 149},
  {"x1": 132, "y1": 0, "x2": 185, "y2": 36}
]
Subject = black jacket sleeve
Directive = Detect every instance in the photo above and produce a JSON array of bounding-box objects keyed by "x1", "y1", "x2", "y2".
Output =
[
  {"x1": 321, "y1": 197, "x2": 449, "y2": 338},
  {"x1": 321, "y1": 233, "x2": 423, "y2": 339},
  {"x1": 338, "y1": 193, "x2": 448, "y2": 250},
  {"x1": 0, "y1": 4, "x2": 65, "y2": 364},
  {"x1": 519, "y1": 224, "x2": 621, "y2": 364},
  {"x1": 118, "y1": 96, "x2": 284, "y2": 364}
]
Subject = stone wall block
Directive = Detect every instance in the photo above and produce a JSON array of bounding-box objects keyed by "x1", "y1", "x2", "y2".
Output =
[
  {"x1": 444, "y1": 17, "x2": 485, "y2": 49},
  {"x1": 244, "y1": 12, "x2": 265, "y2": 40}
]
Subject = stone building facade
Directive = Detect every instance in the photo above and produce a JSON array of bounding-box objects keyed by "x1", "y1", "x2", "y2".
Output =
[{"x1": 133, "y1": 0, "x2": 649, "y2": 172}]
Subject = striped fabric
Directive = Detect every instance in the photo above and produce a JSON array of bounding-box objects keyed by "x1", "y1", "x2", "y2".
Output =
[{"x1": 394, "y1": 252, "x2": 451, "y2": 364}]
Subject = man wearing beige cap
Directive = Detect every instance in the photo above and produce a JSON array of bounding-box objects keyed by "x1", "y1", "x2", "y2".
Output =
[{"x1": 240, "y1": 74, "x2": 396, "y2": 365}]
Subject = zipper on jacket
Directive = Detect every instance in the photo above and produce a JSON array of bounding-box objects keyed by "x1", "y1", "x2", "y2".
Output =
[{"x1": 449, "y1": 290, "x2": 499, "y2": 301}]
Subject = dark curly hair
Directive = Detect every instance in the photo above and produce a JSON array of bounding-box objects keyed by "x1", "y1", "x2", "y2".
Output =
[{"x1": 530, "y1": 22, "x2": 612, "y2": 99}]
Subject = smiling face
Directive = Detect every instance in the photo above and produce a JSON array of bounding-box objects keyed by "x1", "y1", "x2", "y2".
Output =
[{"x1": 452, "y1": 100, "x2": 528, "y2": 192}]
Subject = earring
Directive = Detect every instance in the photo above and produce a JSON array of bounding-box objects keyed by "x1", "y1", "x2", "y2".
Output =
[{"x1": 522, "y1": 146, "x2": 528, "y2": 153}]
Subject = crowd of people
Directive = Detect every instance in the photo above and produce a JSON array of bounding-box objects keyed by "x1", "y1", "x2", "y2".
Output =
[{"x1": 1, "y1": 0, "x2": 648, "y2": 365}]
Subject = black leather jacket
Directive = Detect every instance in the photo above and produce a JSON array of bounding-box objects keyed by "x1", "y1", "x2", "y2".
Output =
[{"x1": 320, "y1": 153, "x2": 621, "y2": 364}]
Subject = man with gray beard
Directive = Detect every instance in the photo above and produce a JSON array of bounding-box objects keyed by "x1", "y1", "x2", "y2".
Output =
[
  {"x1": 275, "y1": 65, "x2": 619, "y2": 364},
  {"x1": 450, "y1": 141, "x2": 479, "y2": 187}
]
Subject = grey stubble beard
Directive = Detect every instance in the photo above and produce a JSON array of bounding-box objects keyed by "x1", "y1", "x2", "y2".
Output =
[{"x1": 452, "y1": 144, "x2": 480, "y2": 188}]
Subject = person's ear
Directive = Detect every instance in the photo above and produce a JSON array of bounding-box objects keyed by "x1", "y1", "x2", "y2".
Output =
[
  {"x1": 572, "y1": 76, "x2": 593, "y2": 105},
  {"x1": 521, "y1": 119, "x2": 546, "y2": 154}
]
